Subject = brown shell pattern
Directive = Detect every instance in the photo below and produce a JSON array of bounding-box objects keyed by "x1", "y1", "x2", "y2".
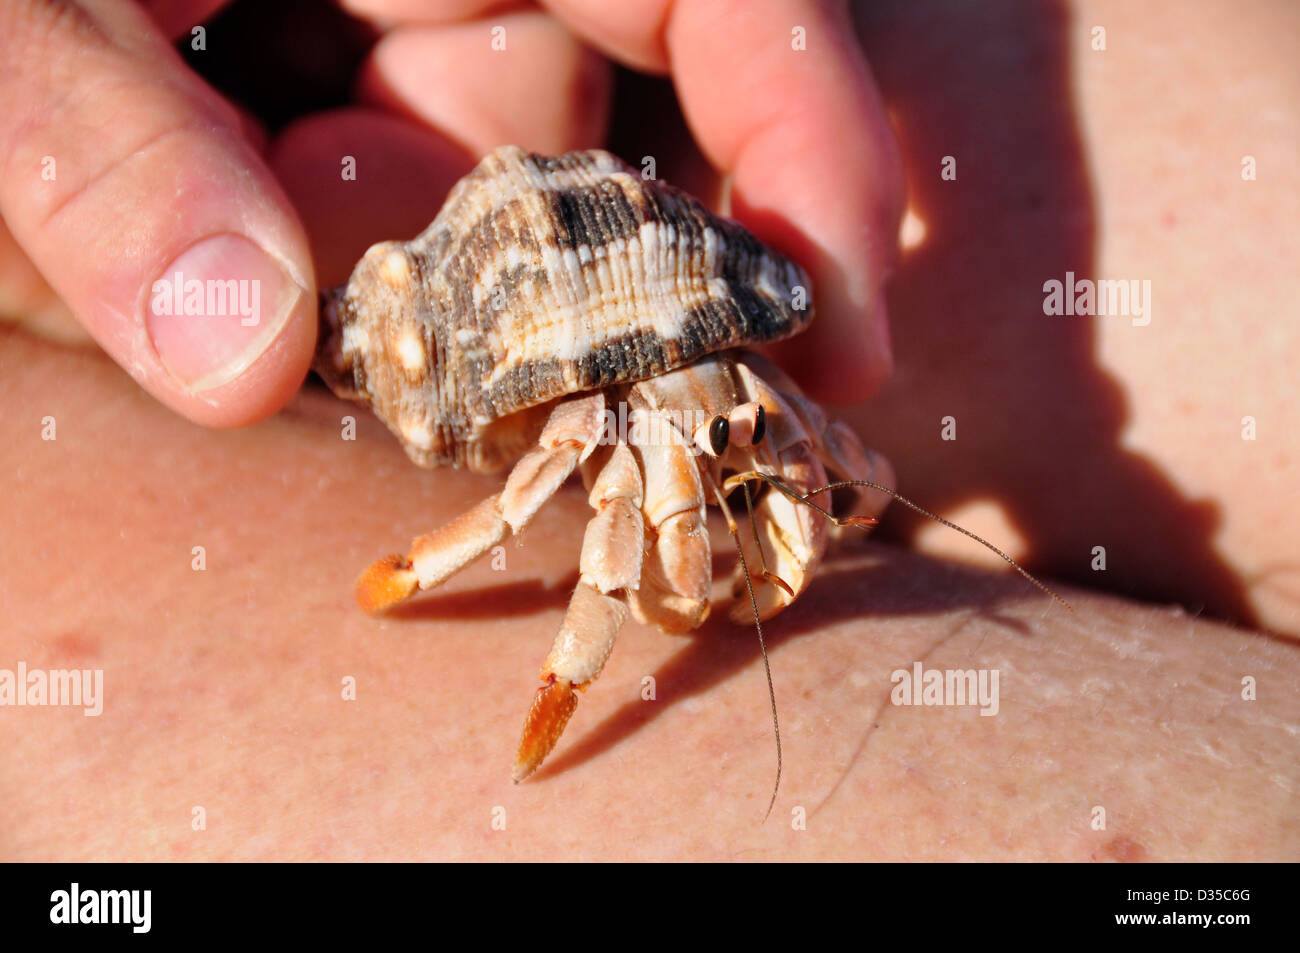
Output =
[{"x1": 315, "y1": 145, "x2": 813, "y2": 472}]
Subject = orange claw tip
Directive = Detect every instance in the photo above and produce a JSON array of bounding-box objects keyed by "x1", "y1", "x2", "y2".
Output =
[
  {"x1": 512, "y1": 678, "x2": 579, "y2": 783},
  {"x1": 355, "y1": 555, "x2": 419, "y2": 614}
]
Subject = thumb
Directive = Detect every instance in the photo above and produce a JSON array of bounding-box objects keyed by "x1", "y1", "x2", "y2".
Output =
[{"x1": 0, "y1": 1, "x2": 316, "y2": 427}]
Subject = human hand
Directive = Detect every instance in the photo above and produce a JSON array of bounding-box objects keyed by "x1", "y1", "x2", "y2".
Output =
[{"x1": 0, "y1": 0, "x2": 902, "y2": 428}]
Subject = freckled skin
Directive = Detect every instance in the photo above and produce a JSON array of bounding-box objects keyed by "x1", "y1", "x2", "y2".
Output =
[{"x1": 1103, "y1": 836, "x2": 1148, "y2": 863}]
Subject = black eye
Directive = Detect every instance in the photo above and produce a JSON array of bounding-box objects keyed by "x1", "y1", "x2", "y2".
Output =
[
  {"x1": 708, "y1": 415, "x2": 730, "y2": 456},
  {"x1": 751, "y1": 405, "x2": 766, "y2": 445}
]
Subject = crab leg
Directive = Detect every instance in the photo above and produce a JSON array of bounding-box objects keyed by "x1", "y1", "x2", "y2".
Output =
[
  {"x1": 513, "y1": 584, "x2": 628, "y2": 781},
  {"x1": 725, "y1": 363, "x2": 831, "y2": 622},
  {"x1": 513, "y1": 440, "x2": 644, "y2": 781},
  {"x1": 817, "y1": 419, "x2": 896, "y2": 536},
  {"x1": 355, "y1": 493, "x2": 506, "y2": 613},
  {"x1": 354, "y1": 392, "x2": 606, "y2": 613},
  {"x1": 578, "y1": 442, "x2": 646, "y2": 592},
  {"x1": 624, "y1": 407, "x2": 712, "y2": 633}
]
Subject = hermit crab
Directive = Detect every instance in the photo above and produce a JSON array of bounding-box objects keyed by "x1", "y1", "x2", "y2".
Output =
[{"x1": 315, "y1": 145, "x2": 1064, "y2": 805}]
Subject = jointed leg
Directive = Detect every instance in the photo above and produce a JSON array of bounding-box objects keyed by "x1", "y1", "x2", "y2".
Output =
[
  {"x1": 817, "y1": 419, "x2": 896, "y2": 536},
  {"x1": 624, "y1": 407, "x2": 713, "y2": 633},
  {"x1": 354, "y1": 393, "x2": 606, "y2": 613},
  {"x1": 726, "y1": 364, "x2": 832, "y2": 621},
  {"x1": 514, "y1": 439, "x2": 644, "y2": 781}
]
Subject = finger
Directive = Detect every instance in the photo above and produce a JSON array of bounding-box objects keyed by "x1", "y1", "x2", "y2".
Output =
[
  {"x1": 0, "y1": 215, "x2": 90, "y2": 346},
  {"x1": 543, "y1": 0, "x2": 904, "y2": 403},
  {"x1": 339, "y1": 0, "x2": 528, "y2": 24},
  {"x1": 0, "y1": 1, "x2": 316, "y2": 427},
  {"x1": 356, "y1": 10, "x2": 612, "y2": 157},
  {"x1": 136, "y1": 0, "x2": 230, "y2": 40},
  {"x1": 540, "y1": 0, "x2": 673, "y2": 73},
  {"x1": 269, "y1": 109, "x2": 475, "y2": 288}
]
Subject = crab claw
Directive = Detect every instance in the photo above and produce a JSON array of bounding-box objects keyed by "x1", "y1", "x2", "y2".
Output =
[
  {"x1": 355, "y1": 555, "x2": 419, "y2": 614},
  {"x1": 513, "y1": 677, "x2": 579, "y2": 782}
]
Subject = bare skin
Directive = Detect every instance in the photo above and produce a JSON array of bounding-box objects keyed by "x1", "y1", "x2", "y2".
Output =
[
  {"x1": 846, "y1": 0, "x2": 1300, "y2": 633},
  {"x1": 1, "y1": 331, "x2": 1296, "y2": 860},
  {"x1": 1, "y1": 0, "x2": 1297, "y2": 860}
]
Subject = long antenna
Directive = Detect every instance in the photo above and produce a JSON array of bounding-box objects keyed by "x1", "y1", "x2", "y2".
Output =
[
  {"x1": 711, "y1": 483, "x2": 782, "y2": 823},
  {"x1": 724, "y1": 471, "x2": 1073, "y2": 611}
]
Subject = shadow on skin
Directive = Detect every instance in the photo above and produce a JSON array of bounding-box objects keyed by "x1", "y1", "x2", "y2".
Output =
[
  {"x1": 387, "y1": 572, "x2": 581, "y2": 621},
  {"x1": 364, "y1": 485, "x2": 1049, "y2": 783},
  {"x1": 842, "y1": 0, "x2": 1257, "y2": 627},
  {"x1": 529, "y1": 538, "x2": 1048, "y2": 782},
  {"x1": 808, "y1": 608, "x2": 990, "y2": 819}
]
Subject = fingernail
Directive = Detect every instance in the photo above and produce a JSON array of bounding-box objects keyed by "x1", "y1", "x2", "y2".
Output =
[{"x1": 146, "y1": 234, "x2": 307, "y2": 392}]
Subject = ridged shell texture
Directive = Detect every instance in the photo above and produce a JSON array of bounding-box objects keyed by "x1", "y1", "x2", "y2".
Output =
[{"x1": 316, "y1": 145, "x2": 813, "y2": 471}]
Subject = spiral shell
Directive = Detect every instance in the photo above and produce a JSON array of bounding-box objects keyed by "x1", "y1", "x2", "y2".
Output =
[{"x1": 315, "y1": 145, "x2": 813, "y2": 472}]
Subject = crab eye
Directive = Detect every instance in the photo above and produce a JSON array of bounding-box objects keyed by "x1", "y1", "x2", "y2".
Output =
[
  {"x1": 751, "y1": 405, "x2": 766, "y2": 445},
  {"x1": 708, "y1": 415, "x2": 730, "y2": 456}
]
